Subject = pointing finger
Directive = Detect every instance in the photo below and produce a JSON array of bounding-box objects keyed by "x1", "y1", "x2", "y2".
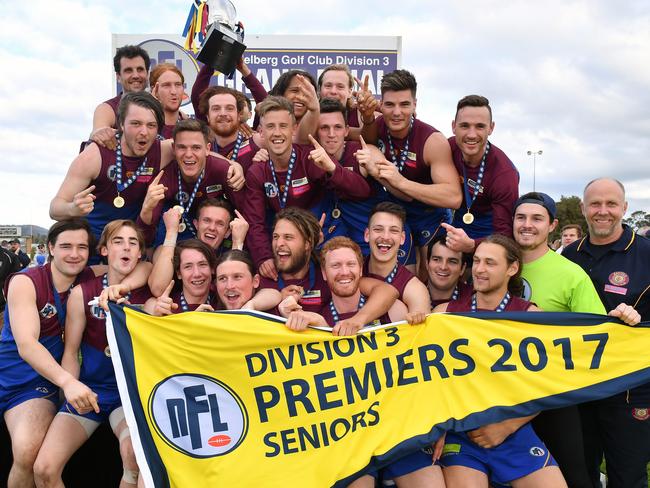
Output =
[
  {"x1": 308, "y1": 134, "x2": 322, "y2": 149},
  {"x1": 151, "y1": 170, "x2": 165, "y2": 186},
  {"x1": 362, "y1": 74, "x2": 369, "y2": 92},
  {"x1": 80, "y1": 185, "x2": 96, "y2": 196},
  {"x1": 359, "y1": 135, "x2": 368, "y2": 150},
  {"x1": 162, "y1": 279, "x2": 174, "y2": 298}
]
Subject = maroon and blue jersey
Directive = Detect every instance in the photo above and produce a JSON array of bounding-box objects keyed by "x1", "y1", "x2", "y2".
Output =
[
  {"x1": 319, "y1": 295, "x2": 390, "y2": 327},
  {"x1": 376, "y1": 116, "x2": 452, "y2": 246},
  {"x1": 449, "y1": 138, "x2": 519, "y2": 241},
  {"x1": 430, "y1": 281, "x2": 473, "y2": 308},
  {"x1": 363, "y1": 260, "x2": 416, "y2": 302},
  {"x1": 0, "y1": 264, "x2": 95, "y2": 390},
  {"x1": 137, "y1": 154, "x2": 245, "y2": 246},
  {"x1": 168, "y1": 289, "x2": 219, "y2": 313},
  {"x1": 79, "y1": 276, "x2": 151, "y2": 389},
  {"x1": 243, "y1": 144, "x2": 371, "y2": 267},
  {"x1": 211, "y1": 135, "x2": 257, "y2": 174},
  {"x1": 101, "y1": 94, "x2": 122, "y2": 128},
  {"x1": 446, "y1": 293, "x2": 532, "y2": 312},
  {"x1": 87, "y1": 140, "x2": 162, "y2": 243},
  {"x1": 259, "y1": 262, "x2": 331, "y2": 314}
]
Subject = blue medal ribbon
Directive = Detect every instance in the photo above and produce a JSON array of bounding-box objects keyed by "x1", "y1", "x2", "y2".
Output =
[
  {"x1": 278, "y1": 261, "x2": 315, "y2": 292},
  {"x1": 268, "y1": 149, "x2": 297, "y2": 209},
  {"x1": 115, "y1": 136, "x2": 149, "y2": 195},
  {"x1": 471, "y1": 291, "x2": 510, "y2": 312},
  {"x1": 329, "y1": 294, "x2": 366, "y2": 324},
  {"x1": 386, "y1": 116, "x2": 414, "y2": 173},
  {"x1": 461, "y1": 142, "x2": 490, "y2": 214},
  {"x1": 177, "y1": 168, "x2": 205, "y2": 233}
]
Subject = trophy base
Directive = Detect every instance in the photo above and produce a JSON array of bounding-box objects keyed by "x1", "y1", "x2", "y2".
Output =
[{"x1": 197, "y1": 23, "x2": 246, "y2": 76}]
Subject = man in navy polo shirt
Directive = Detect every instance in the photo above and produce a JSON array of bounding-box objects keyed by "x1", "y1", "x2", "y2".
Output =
[{"x1": 563, "y1": 177, "x2": 650, "y2": 488}]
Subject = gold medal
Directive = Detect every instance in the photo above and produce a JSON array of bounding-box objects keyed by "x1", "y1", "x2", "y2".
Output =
[
  {"x1": 332, "y1": 208, "x2": 341, "y2": 219},
  {"x1": 462, "y1": 212, "x2": 474, "y2": 225},
  {"x1": 113, "y1": 196, "x2": 125, "y2": 208},
  {"x1": 173, "y1": 205, "x2": 185, "y2": 215},
  {"x1": 178, "y1": 222, "x2": 187, "y2": 233}
]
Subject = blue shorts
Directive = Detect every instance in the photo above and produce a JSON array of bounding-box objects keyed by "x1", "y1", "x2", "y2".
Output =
[
  {"x1": 382, "y1": 448, "x2": 434, "y2": 479},
  {"x1": 365, "y1": 448, "x2": 433, "y2": 480},
  {"x1": 440, "y1": 423, "x2": 557, "y2": 485},
  {"x1": 60, "y1": 386, "x2": 121, "y2": 423},
  {"x1": 0, "y1": 377, "x2": 58, "y2": 414},
  {"x1": 406, "y1": 208, "x2": 451, "y2": 248}
]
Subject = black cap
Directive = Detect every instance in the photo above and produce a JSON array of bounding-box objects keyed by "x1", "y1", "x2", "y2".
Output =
[{"x1": 514, "y1": 192, "x2": 557, "y2": 220}]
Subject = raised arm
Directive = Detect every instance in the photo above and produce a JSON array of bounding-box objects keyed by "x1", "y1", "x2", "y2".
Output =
[{"x1": 49, "y1": 144, "x2": 101, "y2": 221}]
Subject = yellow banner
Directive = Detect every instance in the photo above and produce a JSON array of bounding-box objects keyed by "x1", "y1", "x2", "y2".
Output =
[{"x1": 106, "y1": 306, "x2": 650, "y2": 488}]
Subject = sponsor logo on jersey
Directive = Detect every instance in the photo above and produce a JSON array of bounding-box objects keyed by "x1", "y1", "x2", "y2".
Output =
[
  {"x1": 264, "y1": 183, "x2": 278, "y2": 198},
  {"x1": 39, "y1": 303, "x2": 57, "y2": 319},
  {"x1": 149, "y1": 374, "x2": 248, "y2": 458},
  {"x1": 291, "y1": 177, "x2": 311, "y2": 196},
  {"x1": 467, "y1": 178, "x2": 485, "y2": 195},
  {"x1": 604, "y1": 284, "x2": 627, "y2": 295},
  {"x1": 206, "y1": 184, "x2": 223, "y2": 194},
  {"x1": 35, "y1": 386, "x2": 50, "y2": 394},
  {"x1": 300, "y1": 289, "x2": 322, "y2": 305},
  {"x1": 140, "y1": 167, "x2": 155, "y2": 176}
]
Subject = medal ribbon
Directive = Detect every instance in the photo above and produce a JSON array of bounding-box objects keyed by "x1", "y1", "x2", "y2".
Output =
[
  {"x1": 386, "y1": 116, "x2": 414, "y2": 173},
  {"x1": 329, "y1": 294, "x2": 367, "y2": 324},
  {"x1": 385, "y1": 264, "x2": 399, "y2": 284},
  {"x1": 177, "y1": 168, "x2": 205, "y2": 232},
  {"x1": 215, "y1": 132, "x2": 244, "y2": 161},
  {"x1": 471, "y1": 290, "x2": 510, "y2": 312},
  {"x1": 278, "y1": 261, "x2": 315, "y2": 292},
  {"x1": 268, "y1": 149, "x2": 297, "y2": 209},
  {"x1": 115, "y1": 136, "x2": 149, "y2": 194},
  {"x1": 461, "y1": 142, "x2": 490, "y2": 214},
  {"x1": 102, "y1": 274, "x2": 131, "y2": 303},
  {"x1": 179, "y1": 291, "x2": 211, "y2": 312}
]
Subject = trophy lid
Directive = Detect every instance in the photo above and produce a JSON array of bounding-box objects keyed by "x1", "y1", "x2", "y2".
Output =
[{"x1": 207, "y1": 0, "x2": 237, "y2": 29}]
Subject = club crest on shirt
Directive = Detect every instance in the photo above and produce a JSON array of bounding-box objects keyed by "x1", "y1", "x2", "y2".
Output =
[
  {"x1": 521, "y1": 278, "x2": 532, "y2": 301},
  {"x1": 632, "y1": 408, "x2": 649, "y2": 421},
  {"x1": 529, "y1": 446, "x2": 546, "y2": 457},
  {"x1": 39, "y1": 303, "x2": 57, "y2": 319},
  {"x1": 104, "y1": 346, "x2": 111, "y2": 358},
  {"x1": 90, "y1": 303, "x2": 107, "y2": 320},
  {"x1": 176, "y1": 191, "x2": 190, "y2": 204},
  {"x1": 107, "y1": 164, "x2": 117, "y2": 181},
  {"x1": 608, "y1": 271, "x2": 629, "y2": 287},
  {"x1": 264, "y1": 182, "x2": 278, "y2": 198}
]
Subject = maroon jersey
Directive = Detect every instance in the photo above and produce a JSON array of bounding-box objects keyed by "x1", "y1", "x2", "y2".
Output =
[
  {"x1": 347, "y1": 108, "x2": 360, "y2": 128},
  {"x1": 93, "y1": 140, "x2": 162, "y2": 201},
  {"x1": 363, "y1": 260, "x2": 416, "y2": 301},
  {"x1": 191, "y1": 63, "x2": 268, "y2": 122},
  {"x1": 376, "y1": 116, "x2": 437, "y2": 186},
  {"x1": 259, "y1": 262, "x2": 331, "y2": 313},
  {"x1": 319, "y1": 295, "x2": 390, "y2": 326},
  {"x1": 448, "y1": 138, "x2": 519, "y2": 240},
  {"x1": 136, "y1": 154, "x2": 243, "y2": 245},
  {"x1": 446, "y1": 292, "x2": 532, "y2": 312},
  {"x1": 169, "y1": 289, "x2": 219, "y2": 313},
  {"x1": 430, "y1": 281, "x2": 473, "y2": 308},
  {"x1": 102, "y1": 94, "x2": 122, "y2": 128},
  {"x1": 212, "y1": 135, "x2": 256, "y2": 173},
  {"x1": 243, "y1": 144, "x2": 372, "y2": 266}
]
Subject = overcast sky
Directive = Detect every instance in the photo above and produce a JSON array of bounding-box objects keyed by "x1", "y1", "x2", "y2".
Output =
[{"x1": 1, "y1": 0, "x2": 649, "y2": 228}]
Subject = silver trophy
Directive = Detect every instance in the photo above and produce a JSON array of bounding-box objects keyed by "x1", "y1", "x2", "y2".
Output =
[{"x1": 196, "y1": 0, "x2": 246, "y2": 76}]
